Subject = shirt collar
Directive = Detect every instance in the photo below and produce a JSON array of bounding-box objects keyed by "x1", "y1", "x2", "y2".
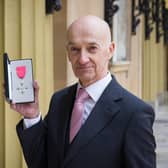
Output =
[{"x1": 77, "y1": 73, "x2": 112, "y2": 102}]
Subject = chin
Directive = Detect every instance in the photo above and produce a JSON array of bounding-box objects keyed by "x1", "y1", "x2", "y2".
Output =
[{"x1": 78, "y1": 75, "x2": 96, "y2": 86}]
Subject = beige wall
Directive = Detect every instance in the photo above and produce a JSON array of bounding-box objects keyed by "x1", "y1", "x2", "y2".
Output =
[
  {"x1": 110, "y1": 1, "x2": 143, "y2": 98},
  {"x1": 0, "y1": 1, "x2": 4, "y2": 168},
  {"x1": 142, "y1": 17, "x2": 168, "y2": 101},
  {"x1": 0, "y1": 0, "x2": 54, "y2": 168},
  {"x1": 53, "y1": 0, "x2": 67, "y2": 90},
  {"x1": 148, "y1": 0, "x2": 168, "y2": 101}
]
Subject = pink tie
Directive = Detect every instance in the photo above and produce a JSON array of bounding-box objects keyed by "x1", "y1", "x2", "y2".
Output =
[{"x1": 70, "y1": 88, "x2": 89, "y2": 143}]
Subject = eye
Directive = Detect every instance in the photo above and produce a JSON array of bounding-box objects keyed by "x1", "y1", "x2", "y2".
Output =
[
  {"x1": 71, "y1": 47, "x2": 78, "y2": 51},
  {"x1": 88, "y1": 46, "x2": 98, "y2": 53},
  {"x1": 69, "y1": 46, "x2": 80, "y2": 54}
]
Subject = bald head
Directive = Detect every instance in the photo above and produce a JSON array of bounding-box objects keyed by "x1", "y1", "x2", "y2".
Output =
[
  {"x1": 67, "y1": 15, "x2": 112, "y2": 46},
  {"x1": 66, "y1": 15, "x2": 115, "y2": 86}
]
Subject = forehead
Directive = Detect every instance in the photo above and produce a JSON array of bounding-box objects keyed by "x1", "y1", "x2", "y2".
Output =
[{"x1": 67, "y1": 24, "x2": 103, "y2": 46}]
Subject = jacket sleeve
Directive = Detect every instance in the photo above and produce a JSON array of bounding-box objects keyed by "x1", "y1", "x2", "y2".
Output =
[
  {"x1": 124, "y1": 104, "x2": 156, "y2": 168},
  {"x1": 16, "y1": 117, "x2": 48, "y2": 168}
]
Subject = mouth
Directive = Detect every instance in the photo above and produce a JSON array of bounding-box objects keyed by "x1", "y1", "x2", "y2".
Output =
[{"x1": 77, "y1": 66, "x2": 93, "y2": 71}]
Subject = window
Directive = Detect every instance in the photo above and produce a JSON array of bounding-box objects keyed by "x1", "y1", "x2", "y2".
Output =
[{"x1": 112, "y1": 0, "x2": 131, "y2": 63}]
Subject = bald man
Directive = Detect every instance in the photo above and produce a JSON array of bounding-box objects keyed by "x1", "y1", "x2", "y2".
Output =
[{"x1": 14, "y1": 15, "x2": 156, "y2": 168}]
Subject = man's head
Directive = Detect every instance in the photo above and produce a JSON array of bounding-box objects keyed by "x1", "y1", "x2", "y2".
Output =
[{"x1": 66, "y1": 15, "x2": 115, "y2": 87}]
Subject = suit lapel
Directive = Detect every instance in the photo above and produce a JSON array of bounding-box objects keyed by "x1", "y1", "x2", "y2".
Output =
[
  {"x1": 64, "y1": 77, "x2": 123, "y2": 166},
  {"x1": 56, "y1": 84, "x2": 77, "y2": 164}
]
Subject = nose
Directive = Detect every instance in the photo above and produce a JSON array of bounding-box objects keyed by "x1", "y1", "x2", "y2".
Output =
[{"x1": 78, "y1": 49, "x2": 90, "y2": 64}]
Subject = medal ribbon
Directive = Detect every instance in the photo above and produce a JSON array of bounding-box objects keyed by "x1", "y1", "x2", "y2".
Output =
[{"x1": 16, "y1": 66, "x2": 26, "y2": 79}]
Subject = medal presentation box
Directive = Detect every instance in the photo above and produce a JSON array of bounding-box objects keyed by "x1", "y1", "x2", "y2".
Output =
[{"x1": 3, "y1": 53, "x2": 35, "y2": 104}]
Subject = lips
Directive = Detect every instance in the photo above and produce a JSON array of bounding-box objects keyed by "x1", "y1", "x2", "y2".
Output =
[{"x1": 77, "y1": 66, "x2": 93, "y2": 70}]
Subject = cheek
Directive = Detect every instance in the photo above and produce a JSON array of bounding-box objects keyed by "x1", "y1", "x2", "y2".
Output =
[
  {"x1": 69, "y1": 56, "x2": 77, "y2": 66},
  {"x1": 94, "y1": 56, "x2": 107, "y2": 66},
  {"x1": 95, "y1": 56, "x2": 109, "y2": 70}
]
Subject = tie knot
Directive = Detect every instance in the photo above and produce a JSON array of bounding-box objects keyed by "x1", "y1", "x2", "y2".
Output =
[{"x1": 76, "y1": 88, "x2": 89, "y2": 103}]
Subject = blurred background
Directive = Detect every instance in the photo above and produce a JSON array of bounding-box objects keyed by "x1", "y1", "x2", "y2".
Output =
[{"x1": 0, "y1": 0, "x2": 168, "y2": 167}]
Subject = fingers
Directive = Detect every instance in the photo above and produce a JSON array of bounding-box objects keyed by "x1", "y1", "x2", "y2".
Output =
[
  {"x1": 34, "y1": 80, "x2": 39, "y2": 89},
  {"x1": 34, "y1": 80, "x2": 39, "y2": 103},
  {"x1": 2, "y1": 80, "x2": 40, "y2": 118},
  {"x1": 10, "y1": 103, "x2": 16, "y2": 110}
]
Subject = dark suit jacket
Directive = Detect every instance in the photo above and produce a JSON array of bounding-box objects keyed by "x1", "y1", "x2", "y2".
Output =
[{"x1": 16, "y1": 77, "x2": 156, "y2": 168}]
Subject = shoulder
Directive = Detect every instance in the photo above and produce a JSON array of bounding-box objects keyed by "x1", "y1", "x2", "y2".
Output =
[
  {"x1": 118, "y1": 87, "x2": 155, "y2": 128},
  {"x1": 111, "y1": 76, "x2": 153, "y2": 111},
  {"x1": 122, "y1": 87, "x2": 153, "y2": 113},
  {"x1": 110, "y1": 76, "x2": 154, "y2": 119}
]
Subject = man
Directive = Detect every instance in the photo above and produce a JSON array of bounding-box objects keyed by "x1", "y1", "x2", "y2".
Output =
[{"x1": 10, "y1": 15, "x2": 156, "y2": 168}]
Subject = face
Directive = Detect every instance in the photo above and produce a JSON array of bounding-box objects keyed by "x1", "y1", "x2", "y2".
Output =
[{"x1": 67, "y1": 19, "x2": 115, "y2": 87}]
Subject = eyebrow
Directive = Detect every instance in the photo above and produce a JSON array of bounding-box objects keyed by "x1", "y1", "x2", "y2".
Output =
[
  {"x1": 67, "y1": 42, "x2": 75, "y2": 46},
  {"x1": 88, "y1": 42, "x2": 100, "y2": 46},
  {"x1": 67, "y1": 41, "x2": 100, "y2": 47}
]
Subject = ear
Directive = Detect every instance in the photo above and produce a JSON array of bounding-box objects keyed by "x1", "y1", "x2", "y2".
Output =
[
  {"x1": 66, "y1": 45, "x2": 71, "y2": 62},
  {"x1": 67, "y1": 54, "x2": 71, "y2": 62},
  {"x1": 108, "y1": 42, "x2": 115, "y2": 60}
]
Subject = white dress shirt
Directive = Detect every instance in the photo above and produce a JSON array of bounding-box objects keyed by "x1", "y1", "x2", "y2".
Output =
[
  {"x1": 78, "y1": 73, "x2": 112, "y2": 124},
  {"x1": 24, "y1": 73, "x2": 112, "y2": 128}
]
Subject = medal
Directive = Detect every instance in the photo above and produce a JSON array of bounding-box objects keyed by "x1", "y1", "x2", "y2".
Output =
[{"x1": 16, "y1": 66, "x2": 26, "y2": 79}]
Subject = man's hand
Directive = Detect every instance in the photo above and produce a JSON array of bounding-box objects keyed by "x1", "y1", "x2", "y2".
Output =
[{"x1": 10, "y1": 81, "x2": 40, "y2": 119}]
